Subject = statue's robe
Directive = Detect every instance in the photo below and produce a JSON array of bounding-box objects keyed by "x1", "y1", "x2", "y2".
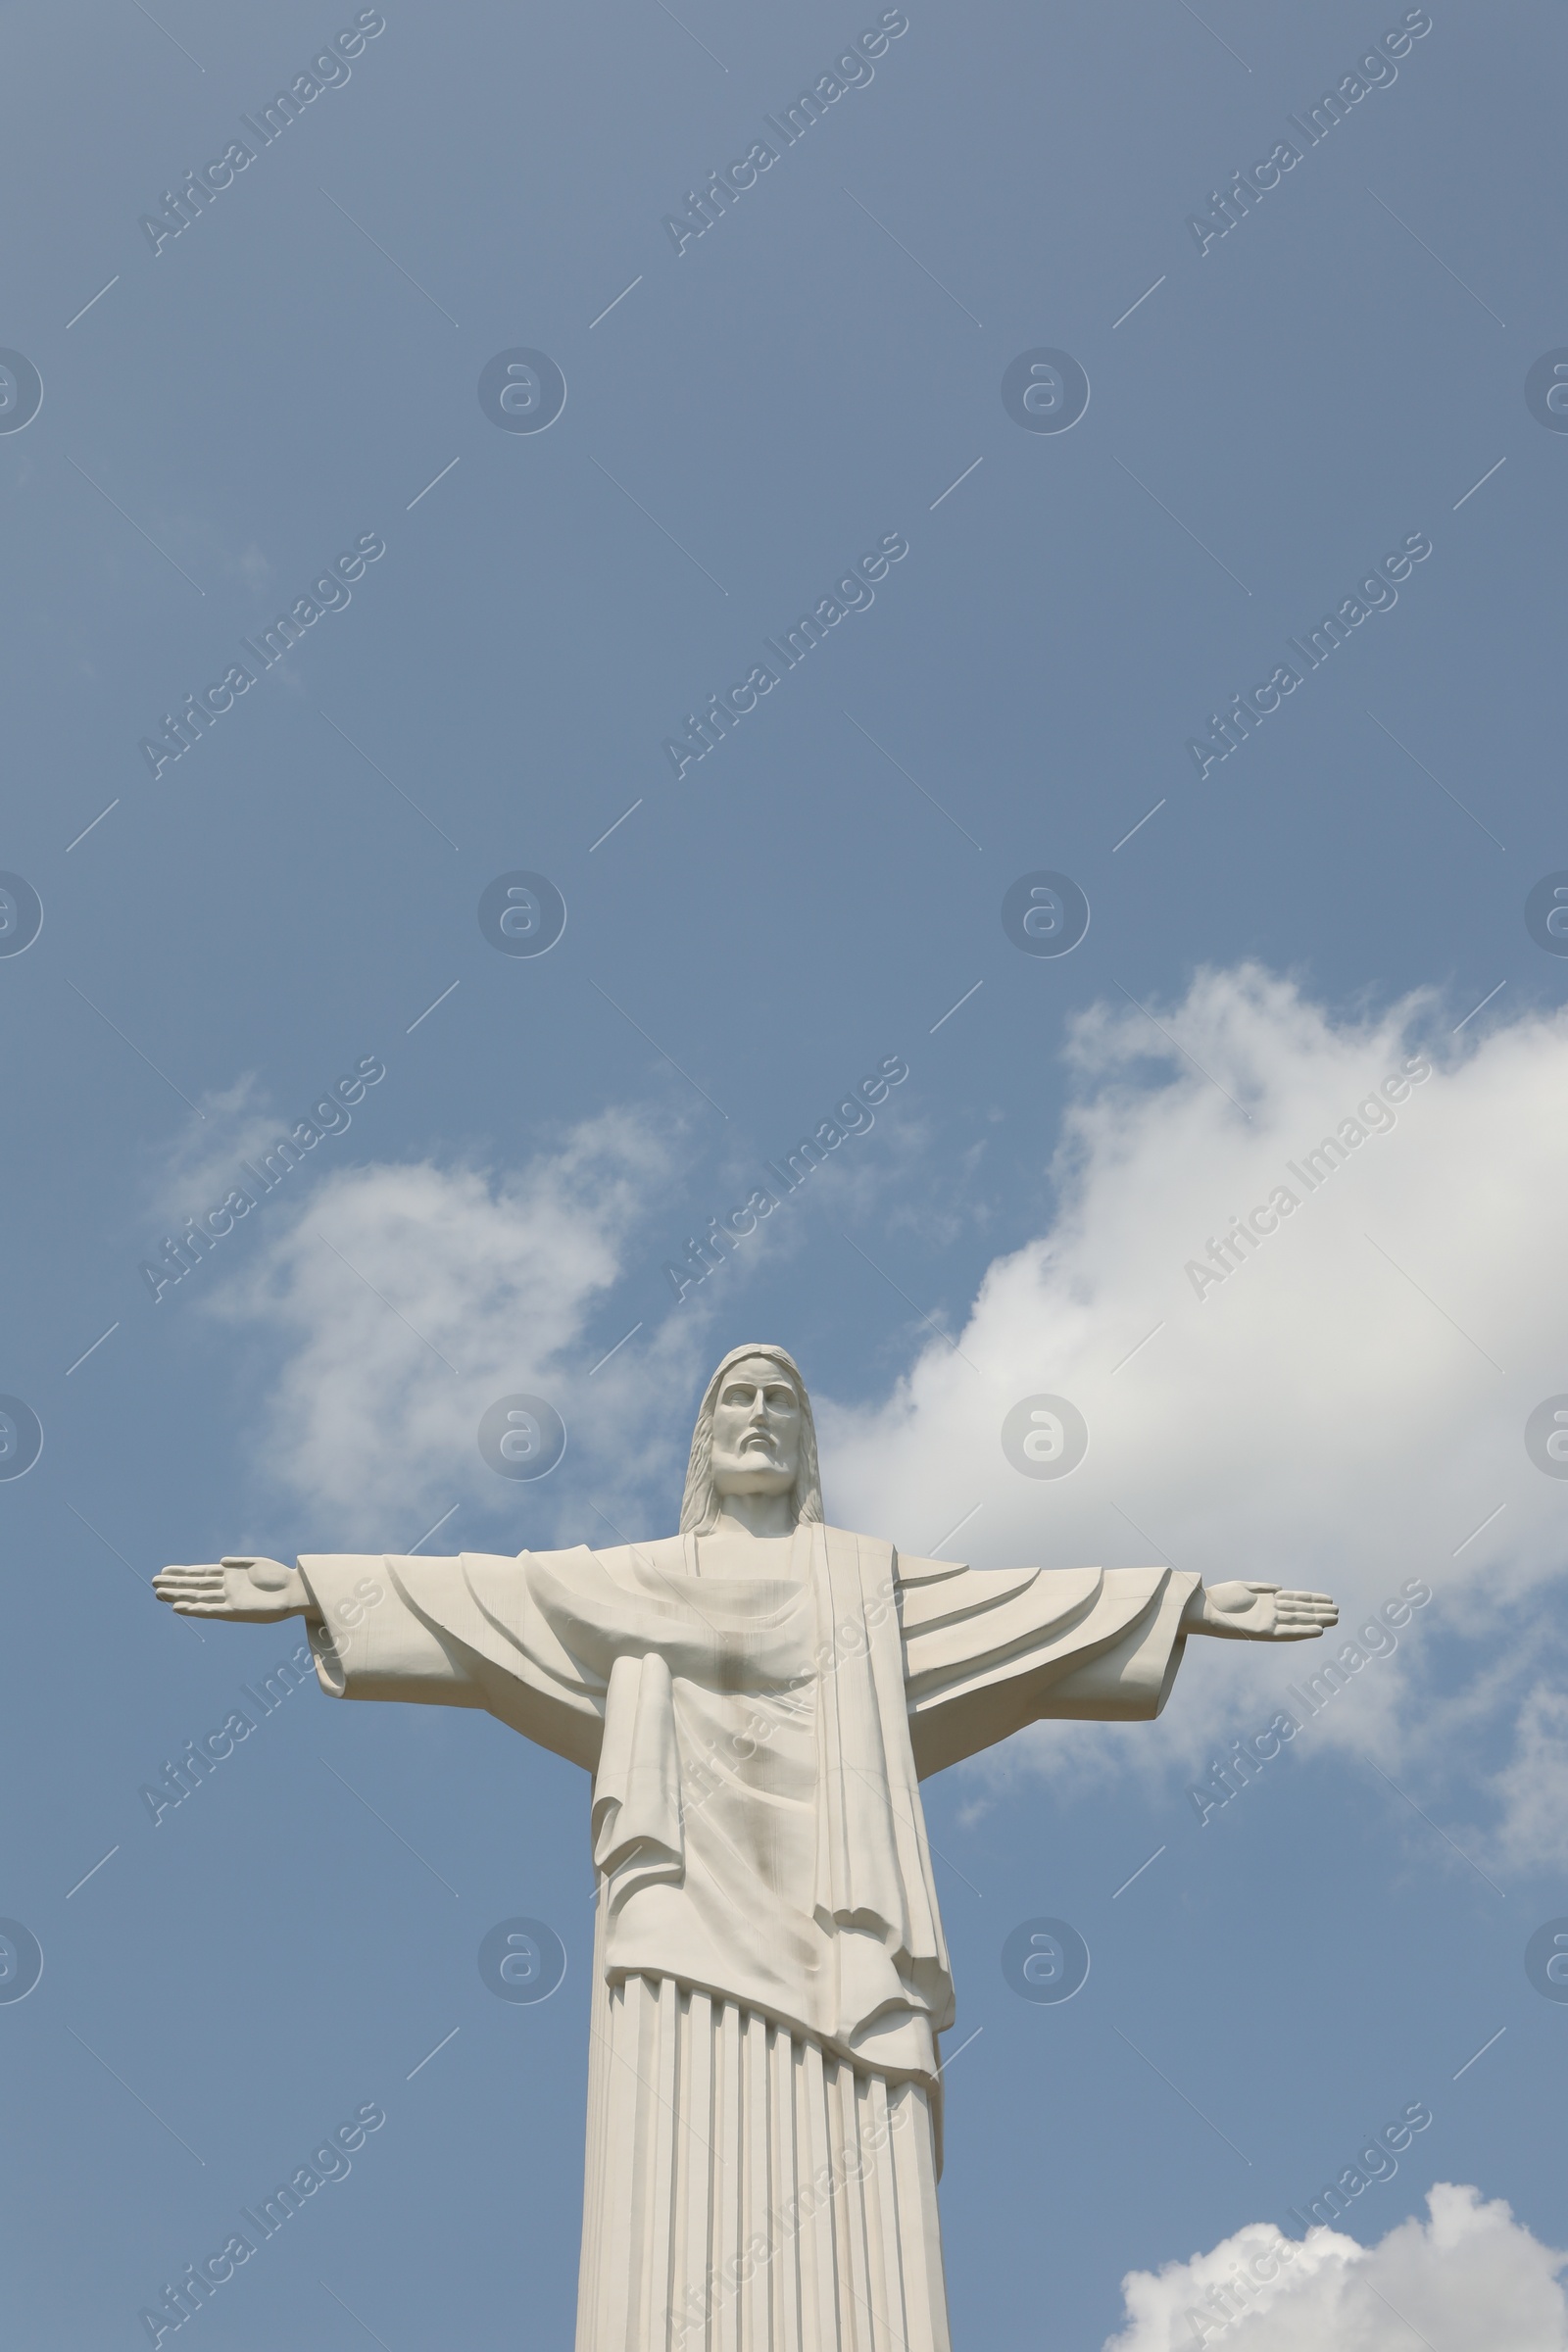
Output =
[{"x1": 298, "y1": 1529, "x2": 1199, "y2": 2352}]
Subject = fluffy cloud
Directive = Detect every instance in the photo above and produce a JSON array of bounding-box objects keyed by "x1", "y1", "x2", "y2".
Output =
[
  {"x1": 195, "y1": 1106, "x2": 711, "y2": 1548},
  {"x1": 1103, "y1": 2185, "x2": 1567, "y2": 2350},
  {"x1": 822, "y1": 966, "x2": 1568, "y2": 1869}
]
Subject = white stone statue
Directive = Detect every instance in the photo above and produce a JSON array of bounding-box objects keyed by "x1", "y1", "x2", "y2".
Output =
[{"x1": 155, "y1": 1344, "x2": 1336, "y2": 2352}]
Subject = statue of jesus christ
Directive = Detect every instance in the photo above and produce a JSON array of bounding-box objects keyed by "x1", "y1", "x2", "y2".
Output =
[{"x1": 155, "y1": 1343, "x2": 1337, "y2": 2352}]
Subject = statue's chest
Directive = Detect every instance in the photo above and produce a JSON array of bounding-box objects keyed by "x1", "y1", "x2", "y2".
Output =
[{"x1": 674, "y1": 1658, "x2": 818, "y2": 1816}]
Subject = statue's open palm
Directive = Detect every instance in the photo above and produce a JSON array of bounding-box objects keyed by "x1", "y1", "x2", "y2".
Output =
[
  {"x1": 1201, "y1": 1581, "x2": 1338, "y2": 1640},
  {"x1": 154, "y1": 1557, "x2": 313, "y2": 1622}
]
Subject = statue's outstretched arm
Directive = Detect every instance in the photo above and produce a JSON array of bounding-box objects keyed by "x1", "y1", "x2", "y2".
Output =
[
  {"x1": 154, "y1": 1557, "x2": 321, "y2": 1625},
  {"x1": 1181, "y1": 1581, "x2": 1338, "y2": 1641}
]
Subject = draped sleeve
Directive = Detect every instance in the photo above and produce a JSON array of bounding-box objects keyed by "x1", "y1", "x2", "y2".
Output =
[
  {"x1": 297, "y1": 1550, "x2": 613, "y2": 1774},
  {"x1": 896, "y1": 1555, "x2": 1202, "y2": 1779}
]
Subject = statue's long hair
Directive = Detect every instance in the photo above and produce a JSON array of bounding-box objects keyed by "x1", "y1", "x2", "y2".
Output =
[{"x1": 678, "y1": 1344, "x2": 824, "y2": 1536}]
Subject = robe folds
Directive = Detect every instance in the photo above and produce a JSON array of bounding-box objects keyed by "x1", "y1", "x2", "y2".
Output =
[{"x1": 297, "y1": 1530, "x2": 1199, "y2": 2351}]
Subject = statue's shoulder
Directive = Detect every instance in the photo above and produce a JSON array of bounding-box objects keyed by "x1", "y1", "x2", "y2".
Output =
[
  {"x1": 540, "y1": 1533, "x2": 689, "y2": 1577},
  {"x1": 818, "y1": 1525, "x2": 914, "y2": 1579}
]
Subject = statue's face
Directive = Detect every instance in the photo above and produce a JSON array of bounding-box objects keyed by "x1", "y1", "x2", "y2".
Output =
[{"x1": 710, "y1": 1356, "x2": 801, "y2": 1499}]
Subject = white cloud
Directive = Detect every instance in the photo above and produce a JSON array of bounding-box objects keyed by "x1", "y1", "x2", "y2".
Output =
[
  {"x1": 820, "y1": 965, "x2": 1568, "y2": 1870},
  {"x1": 1479, "y1": 1679, "x2": 1568, "y2": 1877},
  {"x1": 197, "y1": 1107, "x2": 711, "y2": 1549},
  {"x1": 1103, "y1": 2184, "x2": 1567, "y2": 2350},
  {"x1": 150, "y1": 1073, "x2": 319, "y2": 1224}
]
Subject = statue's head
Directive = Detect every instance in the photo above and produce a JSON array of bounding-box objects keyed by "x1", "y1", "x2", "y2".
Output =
[{"x1": 679, "y1": 1345, "x2": 824, "y2": 1535}]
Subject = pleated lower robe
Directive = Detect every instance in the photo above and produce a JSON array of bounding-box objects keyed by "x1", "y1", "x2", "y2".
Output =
[{"x1": 578, "y1": 1968, "x2": 950, "y2": 2352}]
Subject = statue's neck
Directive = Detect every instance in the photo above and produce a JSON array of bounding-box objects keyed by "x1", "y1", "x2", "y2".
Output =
[{"x1": 710, "y1": 1493, "x2": 798, "y2": 1539}]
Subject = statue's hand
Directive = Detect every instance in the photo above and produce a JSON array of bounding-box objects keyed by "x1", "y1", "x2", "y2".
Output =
[
  {"x1": 1192, "y1": 1581, "x2": 1338, "y2": 1641},
  {"x1": 153, "y1": 1557, "x2": 318, "y2": 1624}
]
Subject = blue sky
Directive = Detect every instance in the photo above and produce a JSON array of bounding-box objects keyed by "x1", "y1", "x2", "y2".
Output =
[{"x1": 3, "y1": 1, "x2": 1567, "y2": 2345}]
